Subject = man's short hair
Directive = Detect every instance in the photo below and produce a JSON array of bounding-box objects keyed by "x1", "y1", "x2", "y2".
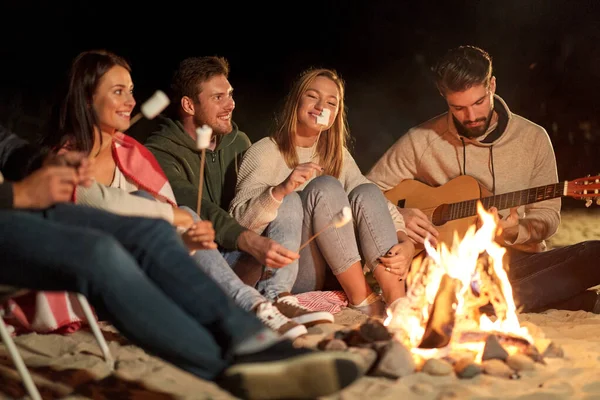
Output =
[
  {"x1": 432, "y1": 45, "x2": 493, "y2": 95},
  {"x1": 170, "y1": 56, "x2": 230, "y2": 103}
]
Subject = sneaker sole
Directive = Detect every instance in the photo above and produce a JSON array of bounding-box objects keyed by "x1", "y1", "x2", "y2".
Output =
[
  {"x1": 292, "y1": 311, "x2": 335, "y2": 326},
  {"x1": 222, "y1": 352, "x2": 362, "y2": 399},
  {"x1": 281, "y1": 324, "x2": 308, "y2": 340}
]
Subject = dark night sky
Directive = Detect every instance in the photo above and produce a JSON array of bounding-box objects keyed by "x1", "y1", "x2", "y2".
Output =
[{"x1": 1, "y1": 0, "x2": 600, "y2": 199}]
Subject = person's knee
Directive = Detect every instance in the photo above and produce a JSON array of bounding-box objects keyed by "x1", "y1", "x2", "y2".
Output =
[
  {"x1": 304, "y1": 175, "x2": 344, "y2": 198},
  {"x1": 349, "y1": 182, "x2": 382, "y2": 204},
  {"x1": 84, "y1": 235, "x2": 141, "y2": 282}
]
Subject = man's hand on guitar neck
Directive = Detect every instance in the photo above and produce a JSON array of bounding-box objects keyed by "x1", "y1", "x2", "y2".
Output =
[{"x1": 396, "y1": 207, "x2": 439, "y2": 247}]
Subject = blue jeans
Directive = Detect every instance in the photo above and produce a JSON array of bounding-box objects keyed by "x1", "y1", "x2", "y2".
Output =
[
  {"x1": 293, "y1": 176, "x2": 398, "y2": 293},
  {"x1": 254, "y1": 192, "x2": 303, "y2": 300},
  {"x1": 0, "y1": 204, "x2": 264, "y2": 380},
  {"x1": 507, "y1": 241, "x2": 600, "y2": 312},
  {"x1": 181, "y1": 206, "x2": 266, "y2": 311}
]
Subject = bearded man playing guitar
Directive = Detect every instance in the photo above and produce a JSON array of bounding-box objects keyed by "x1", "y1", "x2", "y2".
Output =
[{"x1": 367, "y1": 45, "x2": 600, "y2": 313}]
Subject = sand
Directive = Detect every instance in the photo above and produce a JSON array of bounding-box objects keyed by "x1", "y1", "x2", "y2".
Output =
[{"x1": 1, "y1": 208, "x2": 600, "y2": 400}]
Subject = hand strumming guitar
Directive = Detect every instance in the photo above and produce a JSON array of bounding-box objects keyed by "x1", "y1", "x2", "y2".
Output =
[{"x1": 396, "y1": 207, "x2": 439, "y2": 248}]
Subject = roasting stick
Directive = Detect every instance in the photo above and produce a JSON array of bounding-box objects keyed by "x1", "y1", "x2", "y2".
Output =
[
  {"x1": 299, "y1": 206, "x2": 352, "y2": 251},
  {"x1": 129, "y1": 90, "x2": 170, "y2": 127}
]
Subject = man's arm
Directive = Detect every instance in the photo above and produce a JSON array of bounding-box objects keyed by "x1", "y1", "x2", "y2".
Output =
[{"x1": 148, "y1": 147, "x2": 246, "y2": 250}]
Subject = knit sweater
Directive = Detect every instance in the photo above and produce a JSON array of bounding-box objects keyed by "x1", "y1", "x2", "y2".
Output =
[
  {"x1": 230, "y1": 137, "x2": 406, "y2": 235},
  {"x1": 366, "y1": 95, "x2": 560, "y2": 251}
]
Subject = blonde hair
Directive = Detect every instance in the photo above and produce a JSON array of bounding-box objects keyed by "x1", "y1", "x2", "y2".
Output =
[{"x1": 271, "y1": 68, "x2": 349, "y2": 179}]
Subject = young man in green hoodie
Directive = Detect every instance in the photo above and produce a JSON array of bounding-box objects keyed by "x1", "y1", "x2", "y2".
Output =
[{"x1": 145, "y1": 56, "x2": 334, "y2": 334}]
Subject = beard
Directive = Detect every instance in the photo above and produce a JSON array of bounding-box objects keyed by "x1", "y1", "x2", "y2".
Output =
[{"x1": 454, "y1": 107, "x2": 494, "y2": 139}]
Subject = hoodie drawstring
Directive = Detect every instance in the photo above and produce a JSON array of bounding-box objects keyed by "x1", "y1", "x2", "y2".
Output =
[
  {"x1": 489, "y1": 145, "x2": 496, "y2": 195},
  {"x1": 460, "y1": 137, "x2": 467, "y2": 175},
  {"x1": 460, "y1": 137, "x2": 496, "y2": 195}
]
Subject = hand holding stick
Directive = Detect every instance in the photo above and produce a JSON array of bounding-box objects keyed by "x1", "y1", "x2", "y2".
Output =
[
  {"x1": 299, "y1": 206, "x2": 352, "y2": 251},
  {"x1": 129, "y1": 90, "x2": 170, "y2": 127},
  {"x1": 195, "y1": 125, "x2": 213, "y2": 216}
]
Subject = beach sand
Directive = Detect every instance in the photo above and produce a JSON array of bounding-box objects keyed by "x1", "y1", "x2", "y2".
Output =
[{"x1": 1, "y1": 208, "x2": 600, "y2": 399}]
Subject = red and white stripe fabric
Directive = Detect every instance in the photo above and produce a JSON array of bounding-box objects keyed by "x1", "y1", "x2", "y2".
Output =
[
  {"x1": 295, "y1": 290, "x2": 349, "y2": 314},
  {"x1": 3, "y1": 132, "x2": 176, "y2": 334}
]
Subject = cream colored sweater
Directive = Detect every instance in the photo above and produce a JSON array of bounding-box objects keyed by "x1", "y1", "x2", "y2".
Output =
[
  {"x1": 229, "y1": 137, "x2": 406, "y2": 235},
  {"x1": 75, "y1": 166, "x2": 174, "y2": 223},
  {"x1": 366, "y1": 95, "x2": 560, "y2": 251}
]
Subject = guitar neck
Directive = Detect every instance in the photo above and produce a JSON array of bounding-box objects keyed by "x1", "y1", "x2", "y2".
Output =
[{"x1": 447, "y1": 182, "x2": 565, "y2": 221}]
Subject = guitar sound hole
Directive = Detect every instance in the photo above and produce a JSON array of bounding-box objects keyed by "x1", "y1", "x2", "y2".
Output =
[
  {"x1": 397, "y1": 199, "x2": 406, "y2": 208},
  {"x1": 431, "y1": 204, "x2": 450, "y2": 226}
]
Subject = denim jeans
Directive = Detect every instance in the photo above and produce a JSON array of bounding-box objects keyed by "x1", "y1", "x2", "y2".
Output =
[
  {"x1": 181, "y1": 206, "x2": 265, "y2": 311},
  {"x1": 292, "y1": 175, "x2": 398, "y2": 293},
  {"x1": 507, "y1": 240, "x2": 600, "y2": 312},
  {"x1": 254, "y1": 192, "x2": 303, "y2": 301},
  {"x1": 0, "y1": 204, "x2": 264, "y2": 380}
]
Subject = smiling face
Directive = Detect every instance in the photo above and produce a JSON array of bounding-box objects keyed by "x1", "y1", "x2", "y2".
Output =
[
  {"x1": 92, "y1": 65, "x2": 135, "y2": 134},
  {"x1": 190, "y1": 74, "x2": 235, "y2": 136},
  {"x1": 445, "y1": 77, "x2": 496, "y2": 138},
  {"x1": 296, "y1": 75, "x2": 340, "y2": 140}
]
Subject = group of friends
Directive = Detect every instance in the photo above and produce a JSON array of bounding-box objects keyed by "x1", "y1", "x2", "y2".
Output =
[{"x1": 1, "y1": 44, "x2": 600, "y2": 399}]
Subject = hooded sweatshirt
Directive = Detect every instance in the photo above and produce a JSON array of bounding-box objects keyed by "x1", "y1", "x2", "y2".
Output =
[
  {"x1": 145, "y1": 116, "x2": 251, "y2": 250},
  {"x1": 366, "y1": 95, "x2": 560, "y2": 252}
]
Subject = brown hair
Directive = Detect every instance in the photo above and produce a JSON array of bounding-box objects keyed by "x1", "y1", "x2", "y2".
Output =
[
  {"x1": 432, "y1": 45, "x2": 493, "y2": 95},
  {"x1": 271, "y1": 68, "x2": 349, "y2": 179},
  {"x1": 170, "y1": 56, "x2": 230, "y2": 104}
]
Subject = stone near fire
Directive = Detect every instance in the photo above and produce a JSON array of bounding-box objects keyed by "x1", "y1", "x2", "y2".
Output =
[
  {"x1": 422, "y1": 358, "x2": 453, "y2": 376},
  {"x1": 370, "y1": 340, "x2": 416, "y2": 379},
  {"x1": 454, "y1": 357, "x2": 482, "y2": 379},
  {"x1": 482, "y1": 359, "x2": 519, "y2": 379},
  {"x1": 542, "y1": 341, "x2": 565, "y2": 358},
  {"x1": 359, "y1": 318, "x2": 392, "y2": 342},
  {"x1": 506, "y1": 353, "x2": 535, "y2": 371},
  {"x1": 346, "y1": 347, "x2": 378, "y2": 374},
  {"x1": 482, "y1": 334, "x2": 509, "y2": 362},
  {"x1": 317, "y1": 338, "x2": 348, "y2": 351}
]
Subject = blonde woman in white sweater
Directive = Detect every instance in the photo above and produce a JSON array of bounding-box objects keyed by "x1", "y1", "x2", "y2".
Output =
[{"x1": 230, "y1": 68, "x2": 414, "y2": 316}]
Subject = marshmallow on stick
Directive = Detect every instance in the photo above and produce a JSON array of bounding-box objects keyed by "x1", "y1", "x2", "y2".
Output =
[
  {"x1": 129, "y1": 90, "x2": 170, "y2": 127},
  {"x1": 195, "y1": 124, "x2": 213, "y2": 216},
  {"x1": 299, "y1": 206, "x2": 352, "y2": 251}
]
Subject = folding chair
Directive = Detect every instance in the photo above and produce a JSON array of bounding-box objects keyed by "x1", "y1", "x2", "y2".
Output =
[{"x1": 0, "y1": 287, "x2": 114, "y2": 400}]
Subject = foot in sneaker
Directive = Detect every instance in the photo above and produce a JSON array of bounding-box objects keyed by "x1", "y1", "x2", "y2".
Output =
[
  {"x1": 218, "y1": 339, "x2": 363, "y2": 400},
  {"x1": 254, "y1": 301, "x2": 307, "y2": 340},
  {"x1": 274, "y1": 293, "x2": 334, "y2": 326}
]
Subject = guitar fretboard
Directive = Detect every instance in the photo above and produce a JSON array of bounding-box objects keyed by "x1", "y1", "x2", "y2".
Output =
[{"x1": 445, "y1": 182, "x2": 564, "y2": 221}]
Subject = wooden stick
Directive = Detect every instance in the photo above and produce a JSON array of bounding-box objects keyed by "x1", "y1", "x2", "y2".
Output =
[
  {"x1": 196, "y1": 149, "x2": 206, "y2": 216},
  {"x1": 129, "y1": 112, "x2": 143, "y2": 127},
  {"x1": 298, "y1": 222, "x2": 333, "y2": 251}
]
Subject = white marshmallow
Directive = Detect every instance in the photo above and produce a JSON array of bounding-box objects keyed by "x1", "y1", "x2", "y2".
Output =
[
  {"x1": 141, "y1": 90, "x2": 170, "y2": 119},
  {"x1": 196, "y1": 125, "x2": 213, "y2": 149},
  {"x1": 333, "y1": 206, "x2": 352, "y2": 228},
  {"x1": 316, "y1": 108, "x2": 331, "y2": 126}
]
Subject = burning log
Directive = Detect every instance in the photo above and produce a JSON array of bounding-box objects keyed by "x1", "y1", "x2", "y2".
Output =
[{"x1": 419, "y1": 274, "x2": 460, "y2": 348}]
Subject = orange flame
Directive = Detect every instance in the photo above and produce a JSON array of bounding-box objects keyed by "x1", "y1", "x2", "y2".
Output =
[{"x1": 385, "y1": 202, "x2": 532, "y2": 361}]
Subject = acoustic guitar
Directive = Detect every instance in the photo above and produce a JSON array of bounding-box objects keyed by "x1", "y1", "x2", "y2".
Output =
[{"x1": 384, "y1": 174, "x2": 600, "y2": 253}]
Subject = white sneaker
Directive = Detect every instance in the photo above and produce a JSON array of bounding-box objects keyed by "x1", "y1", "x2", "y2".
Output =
[{"x1": 254, "y1": 302, "x2": 307, "y2": 340}]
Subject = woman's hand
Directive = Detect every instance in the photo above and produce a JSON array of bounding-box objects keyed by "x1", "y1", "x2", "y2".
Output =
[
  {"x1": 378, "y1": 233, "x2": 415, "y2": 280},
  {"x1": 271, "y1": 162, "x2": 323, "y2": 201},
  {"x1": 182, "y1": 220, "x2": 218, "y2": 251}
]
